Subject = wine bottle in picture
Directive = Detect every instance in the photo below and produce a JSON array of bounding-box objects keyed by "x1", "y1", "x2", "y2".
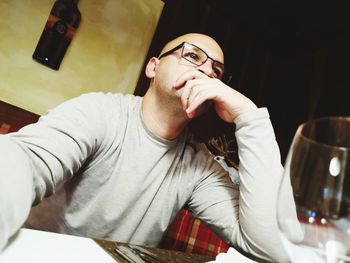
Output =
[{"x1": 32, "y1": 0, "x2": 81, "y2": 70}]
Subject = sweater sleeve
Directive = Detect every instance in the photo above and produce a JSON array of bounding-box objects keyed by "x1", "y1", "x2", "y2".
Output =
[
  {"x1": 0, "y1": 136, "x2": 34, "y2": 251},
  {"x1": 0, "y1": 92, "x2": 113, "y2": 251},
  {"x1": 188, "y1": 108, "x2": 300, "y2": 262}
]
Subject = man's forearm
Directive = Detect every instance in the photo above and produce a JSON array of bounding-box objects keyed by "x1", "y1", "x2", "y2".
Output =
[
  {"x1": 234, "y1": 108, "x2": 294, "y2": 262},
  {"x1": 0, "y1": 136, "x2": 33, "y2": 251}
]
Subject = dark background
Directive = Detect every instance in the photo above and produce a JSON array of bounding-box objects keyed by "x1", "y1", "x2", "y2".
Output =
[{"x1": 135, "y1": 0, "x2": 350, "y2": 162}]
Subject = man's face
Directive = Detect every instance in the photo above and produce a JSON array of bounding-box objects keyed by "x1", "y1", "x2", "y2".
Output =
[{"x1": 153, "y1": 34, "x2": 224, "y2": 101}]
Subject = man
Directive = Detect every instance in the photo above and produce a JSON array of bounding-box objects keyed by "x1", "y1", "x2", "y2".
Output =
[{"x1": 0, "y1": 33, "x2": 299, "y2": 262}]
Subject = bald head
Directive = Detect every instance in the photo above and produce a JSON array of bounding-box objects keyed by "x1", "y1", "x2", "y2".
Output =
[{"x1": 160, "y1": 33, "x2": 224, "y2": 64}]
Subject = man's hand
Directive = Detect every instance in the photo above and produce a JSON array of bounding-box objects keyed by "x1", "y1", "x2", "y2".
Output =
[{"x1": 173, "y1": 70, "x2": 257, "y2": 122}]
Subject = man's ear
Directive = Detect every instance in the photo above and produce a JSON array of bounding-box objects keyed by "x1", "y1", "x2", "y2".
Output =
[{"x1": 145, "y1": 57, "x2": 159, "y2": 78}]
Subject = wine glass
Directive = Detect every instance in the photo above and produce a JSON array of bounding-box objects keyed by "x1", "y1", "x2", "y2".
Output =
[{"x1": 277, "y1": 117, "x2": 350, "y2": 263}]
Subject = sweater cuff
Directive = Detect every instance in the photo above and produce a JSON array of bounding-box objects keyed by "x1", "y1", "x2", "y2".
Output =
[{"x1": 234, "y1": 108, "x2": 270, "y2": 129}]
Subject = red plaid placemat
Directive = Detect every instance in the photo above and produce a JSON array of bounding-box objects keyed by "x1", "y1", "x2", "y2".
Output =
[{"x1": 160, "y1": 209, "x2": 229, "y2": 256}]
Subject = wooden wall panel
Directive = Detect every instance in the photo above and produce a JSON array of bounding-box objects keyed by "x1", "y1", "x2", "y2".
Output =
[{"x1": 0, "y1": 100, "x2": 39, "y2": 133}]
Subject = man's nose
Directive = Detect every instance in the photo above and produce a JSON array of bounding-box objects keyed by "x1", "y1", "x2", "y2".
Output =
[{"x1": 197, "y1": 60, "x2": 215, "y2": 78}]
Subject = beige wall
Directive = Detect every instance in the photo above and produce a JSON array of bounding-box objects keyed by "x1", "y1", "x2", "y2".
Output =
[{"x1": 0, "y1": 0, "x2": 163, "y2": 115}]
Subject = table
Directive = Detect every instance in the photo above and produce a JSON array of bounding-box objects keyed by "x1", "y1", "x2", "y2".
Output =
[
  {"x1": 0, "y1": 228, "x2": 215, "y2": 263},
  {"x1": 95, "y1": 239, "x2": 215, "y2": 262}
]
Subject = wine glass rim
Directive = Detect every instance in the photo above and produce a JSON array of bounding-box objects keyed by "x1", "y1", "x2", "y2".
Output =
[{"x1": 297, "y1": 116, "x2": 350, "y2": 150}]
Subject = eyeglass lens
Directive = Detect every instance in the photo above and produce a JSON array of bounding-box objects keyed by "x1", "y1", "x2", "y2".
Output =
[{"x1": 181, "y1": 43, "x2": 225, "y2": 80}]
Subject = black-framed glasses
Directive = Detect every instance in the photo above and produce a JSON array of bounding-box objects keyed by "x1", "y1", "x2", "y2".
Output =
[{"x1": 158, "y1": 42, "x2": 232, "y2": 84}]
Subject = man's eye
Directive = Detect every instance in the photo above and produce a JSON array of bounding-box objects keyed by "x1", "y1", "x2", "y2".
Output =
[
  {"x1": 184, "y1": 52, "x2": 200, "y2": 61},
  {"x1": 213, "y1": 68, "x2": 223, "y2": 79}
]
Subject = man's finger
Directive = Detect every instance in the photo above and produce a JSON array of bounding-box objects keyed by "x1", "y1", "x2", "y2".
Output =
[
  {"x1": 173, "y1": 70, "x2": 207, "y2": 89},
  {"x1": 186, "y1": 86, "x2": 214, "y2": 117}
]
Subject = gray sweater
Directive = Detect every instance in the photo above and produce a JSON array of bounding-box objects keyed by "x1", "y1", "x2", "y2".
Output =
[{"x1": 0, "y1": 92, "x2": 298, "y2": 261}]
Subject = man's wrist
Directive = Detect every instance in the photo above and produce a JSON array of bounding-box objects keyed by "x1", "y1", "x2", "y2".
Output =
[{"x1": 234, "y1": 108, "x2": 269, "y2": 129}]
